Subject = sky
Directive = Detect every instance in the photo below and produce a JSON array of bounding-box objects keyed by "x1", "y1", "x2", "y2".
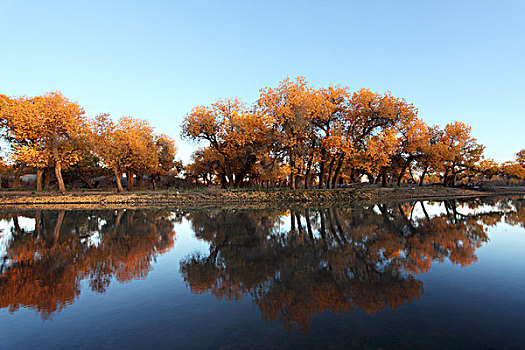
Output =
[{"x1": 1, "y1": 0, "x2": 524, "y2": 163}]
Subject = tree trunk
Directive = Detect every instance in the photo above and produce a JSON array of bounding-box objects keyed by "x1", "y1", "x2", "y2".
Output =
[
  {"x1": 44, "y1": 167, "x2": 51, "y2": 189},
  {"x1": 331, "y1": 154, "x2": 344, "y2": 189},
  {"x1": 113, "y1": 167, "x2": 124, "y2": 192},
  {"x1": 304, "y1": 152, "x2": 314, "y2": 189},
  {"x1": 220, "y1": 174, "x2": 228, "y2": 188},
  {"x1": 326, "y1": 157, "x2": 336, "y2": 189},
  {"x1": 289, "y1": 155, "x2": 296, "y2": 189},
  {"x1": 408, "y1": 167, "x2": 417, "y2": 183},
  {"x1": 419, "y1": 167, "x2": 428, "y2": 186},
  {"x1": 152, "y1": 176, "x2": 157, "y2": 190},
  {"x1": 226, "y1": 174, "x2": 234, "y2": 188},
  {"x1": 126, "y1": 171, "x2": 134, "y2": 191},
  {"x1": 55, "y1": 162, "x2": 66, "y2": 193},
  {"x1": 397, "y1": 163, "x2": 408, "y2": 186},
  {"x1": 79, "y1": 171, "x2": 94, "y2": 189},
  {"x1": 36, "y1": 168, "x2": 44, "y2": 192},
  {"x1": 12, "y1": 165, "x2": 24, "y2": 189},
  {"x1": 446, "y1": 172, "x2": 456, "y2": 187},
  {"x1": 443, "y1": 168, "x2": 449, "y2": 187},
  {"x1": 234, "y1": 170, "x2": 248, "y2": 188},
  {"x1": 381, "y1": 172, "x2": 387, "y2": 187},
  {"x1": 318, "y1": 157, "x2": 326, "y2": 189}
]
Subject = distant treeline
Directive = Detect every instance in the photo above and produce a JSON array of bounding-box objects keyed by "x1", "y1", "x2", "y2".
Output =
[{"x1": 1, "y1": 77, "x2": 524, "y2": 192}]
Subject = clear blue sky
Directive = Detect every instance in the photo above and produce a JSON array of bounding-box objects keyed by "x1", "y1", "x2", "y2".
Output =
[{"x1": 1, "y1": 0, "x2": 523, "y2": 163}]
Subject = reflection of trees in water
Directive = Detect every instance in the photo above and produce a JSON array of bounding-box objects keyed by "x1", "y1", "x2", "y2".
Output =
[
  {"x1": 0, "y1": 209, "x2": 178, "y2": 319},
  {"x1": 181, "y1": 198, "x2": 523, "y2": 332},
  {"x1": 505, "y1": 197, "x2": 525, "y2": 228},
  {"x1": 1, "y1": 197, "x2": 523, "y2": 327}
]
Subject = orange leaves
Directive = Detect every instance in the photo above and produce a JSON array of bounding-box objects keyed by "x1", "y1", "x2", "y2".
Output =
[
  {"x1": 440, "y1": 122, "x2": 484, "y2": 168},
  {"x1": 182, "y1": 97, "x2": 272, "y2": 187},
  {"x1": 1, "y1": 92, "x2": 178, "y2": 191},
  {"x1": 1, "y1": 77, "x2": 506, "y2": 189},
  {"x1": 90, "y1": 113, "x2": 176, "y2": 189},
  {"x1": 500, "y1": 161, "x2": 525, "y2": 179},
  {"x1": 181, "y1": 77, "x2": 494, "y2": 188},
  {"x1": 0, "y1": 92, "x2": 87, "y2": 192},
  {"x1": 516, "y1": 149, "x2": 525, "y2": 167}
]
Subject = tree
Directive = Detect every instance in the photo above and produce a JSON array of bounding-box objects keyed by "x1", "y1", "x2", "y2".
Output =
[
  {"x1": 91, "y1": 114, "x2": 128, "y2": 192},
  {"x1": 257, "y1": 77, "x2": 316, "y2": 189},
  {"x1": 309, "y1": 85, "x2": 351, "y2": 188},
  {"x1": 500, "y1": 161, "x2": 525, "y2": 184},
  {"x1": 516, "y1": 150, "x2": 525, "y2": 168},
  {"x1": 0, "y1": 92, "x2": 88, "y2": 192},
  {"x1": 334, "y1": 89, "x2": 415, "y2": 188},
  {"x1": 150, "y1": 133, "x2": 177, "y2": 189},
  {"x1": 439, "y1": 122, "x2": 484, "y2": 187},
  {"x1": 391, "y1": 118, "x2": 429, "y2": 186},
  {"x1": 414, "y1": 125, "x2": 443, "y2": 186},
  {"x1": 91, "y1": 114, "x2": 163, "y2": 192},
  {"x1": 182, "y1": 98, "x2": 272, "y2": 188}
]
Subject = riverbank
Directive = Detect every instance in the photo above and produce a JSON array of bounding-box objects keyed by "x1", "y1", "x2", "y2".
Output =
[{"x1": 1, "y1": 185, "x2": 524, "y2": 210}]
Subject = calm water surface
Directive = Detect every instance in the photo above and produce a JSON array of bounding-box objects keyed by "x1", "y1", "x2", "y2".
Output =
[{"x1": 1, "y1": 197, "x2": 525, "y2": 349}]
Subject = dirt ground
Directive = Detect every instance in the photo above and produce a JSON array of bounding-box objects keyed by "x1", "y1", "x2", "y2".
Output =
[{"x1": 1, "y1": 185, "x2": 524, "y2": 210}]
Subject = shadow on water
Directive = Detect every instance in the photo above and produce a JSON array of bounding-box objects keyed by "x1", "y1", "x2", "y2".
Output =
[{"x1": 0, "y1": 196, "x2": 524, "y2": 333}]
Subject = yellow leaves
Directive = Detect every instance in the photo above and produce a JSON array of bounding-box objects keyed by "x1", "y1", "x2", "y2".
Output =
[
  {"x1": 500, "y1": 161, "x2": 525, "y2": 179},
  {"x1": 516, "y1": 149, "x2": 525, "y2": 167},
  {"x1": 0, "y1": 92, "x2": 87, "y2": 171},
  {"x1": 91, "y1": 113, "x2": 176, "y2": 177},
  {"x1": 14, "y1": 145, "x2": 49, "y2": 168}
]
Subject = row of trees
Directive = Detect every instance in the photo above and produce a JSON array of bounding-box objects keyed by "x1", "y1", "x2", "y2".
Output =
[
  {"x1": 183, "y1": 77, "x2": 525, "y2": 188},
  {"x1": 1, "y1": 78, "x2": 524, "y2": 192},
  {"x1": 0, "y1": 92, "x2": 177, "y2": 192}
]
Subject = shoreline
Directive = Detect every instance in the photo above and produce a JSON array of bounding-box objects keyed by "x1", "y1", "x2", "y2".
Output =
[{"x1": 1, "y1": 186, "x2": 524, "y2": 210}]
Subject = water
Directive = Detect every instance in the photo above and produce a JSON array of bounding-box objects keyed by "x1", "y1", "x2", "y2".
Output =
[{"x1": 1, "y1": 197, "x2": 524, "y2": 349}]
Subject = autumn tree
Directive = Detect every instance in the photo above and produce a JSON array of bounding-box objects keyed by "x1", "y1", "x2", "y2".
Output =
[
  {"x1": 150, "y1": 133, "x2": 177, "y2": 189},
  {"x1": 90, "y1": 114, "x2": 129, "y2": 192},
  {"x1": 331, "y1": 89, "x2": 416, "y2": 188},
  {"x1": 516, "y1": 149, "x2": 525, "y2": 170},
  {"x1": 182, "y1": 98, "x2": 272, "y2": 188},
  {"x1": 1, "y1": 94, "x2": 34, "y2": 188},
  {"x1": 309, "y1": 85, "x2": 351, "y2": 188},
  {"x1": 477, "y1": 158, "x2": 501, "y2": 182},
  {"x1": 0, "y1": 92, "x2": 88, "y2": 192},
  {"x1": 257, "y1": 77, "x2": 317, "y2": 189},
  {"x1": 91, "y1": 114, "x2": 172, "y2": 191},
  {"x1": 438, "y1": 122, "x2": 484, "y2": 187},
  {"x1": 500, "y1": 161, "x2": 525, "y2": 184},
  {"x1": 414, "y1": 125, "x2": 444, "y2": 186}
]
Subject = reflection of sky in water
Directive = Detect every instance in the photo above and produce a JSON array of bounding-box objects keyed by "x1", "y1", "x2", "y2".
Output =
[{"x1": 0, "y1": 216, "x2": 36, "y2": 261}]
